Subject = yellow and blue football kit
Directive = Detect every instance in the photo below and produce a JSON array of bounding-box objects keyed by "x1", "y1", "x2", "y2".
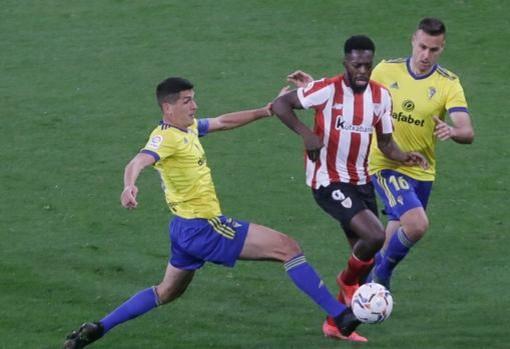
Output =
[
  {"x1": 141, "y1": 119, "x2": 249, "y2": 270},
  {"x1": 368, "y1": 58, "x2": 469, "y2": 220},
  {"x1": 83, "y1": 117, "x2": 351, "y2": 342},
  {"x1": 369, "y1": 58, "x2": 469, "y2": 181}
]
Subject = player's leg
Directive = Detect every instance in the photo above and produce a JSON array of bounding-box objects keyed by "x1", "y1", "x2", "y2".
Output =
[
  {"x1": 368, "y1": 170, "x2": 432, "y2": 288},
  {"x1": 101, "y1": 264, "x2": 194, "y2": 333},
  {"x1": 63, "y1": 265, "x2": 194, "y2": 349},
  {"x1": 64, "y1": 217, "x2": 200, "y2": 348},
  {"x1": 311, "y1": 183, "x2": 384, "y2": 341},
  {"x1": 239, "y1": 223, "x2": 366, "y2": 341},
  {"x1": 372, "y1": 207, "x2": 428, "y2": 286},
  {"x1": 240, "y1": 223, "x2": 345, "y2": 315},
  {"x1": 339, "y1": 209, "x2": 385, "y2": 296},
  {"x1": 312, "y1": 183, "x2": 384, "y2": 302}
]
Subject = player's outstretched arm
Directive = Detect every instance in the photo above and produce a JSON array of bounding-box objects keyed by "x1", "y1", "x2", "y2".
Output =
[
  {"x1": 377, "y1": 133, "x2": 429, "y2": 169},
  {"x1": 433, "y1": 113, "x2": 474, "y2": 144},
  {"x1": 272, "y1": 89, "x2": 323, "y2": 162},
  {"x1": 121, "y1": 152, "x2": 156, "y2": 209},
  {"x1": 207, "y1": 87, "x2": 290, "y2": 133}
]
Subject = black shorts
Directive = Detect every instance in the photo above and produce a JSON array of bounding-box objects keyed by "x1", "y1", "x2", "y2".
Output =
[{"x1": 312, "y1": 182, "x2": 378, "y2": 238}]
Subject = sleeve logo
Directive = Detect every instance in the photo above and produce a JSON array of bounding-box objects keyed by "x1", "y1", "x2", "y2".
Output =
[{"x1": 147, "y1": 135, "x2": 163, "y2": 150}]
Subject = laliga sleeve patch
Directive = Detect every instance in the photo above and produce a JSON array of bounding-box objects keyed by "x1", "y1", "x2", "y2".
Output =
[{"x1": 146, "y1": 135, "x2": 163, "y2": 150}]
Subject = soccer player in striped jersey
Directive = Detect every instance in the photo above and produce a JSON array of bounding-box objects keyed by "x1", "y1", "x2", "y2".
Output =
[
  {"x1": 63, "y1": 77, "x2": 365, "y2": 348},
  {"x1": 365, "y1": 18, "x2": 475, "y2": 289},
  {"x1": 272, "y1": 35, "x2": 428, "y2": 341}
]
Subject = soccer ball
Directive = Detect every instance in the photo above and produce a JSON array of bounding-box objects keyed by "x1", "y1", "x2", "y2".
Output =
[{"x1": 351, "y1": 282, "x2": 393, "y2": 324}]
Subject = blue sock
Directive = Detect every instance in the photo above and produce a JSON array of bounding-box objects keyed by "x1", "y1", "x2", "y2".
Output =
[
  {"x1": 284, "y1": 254, "x2": 346, "y2": 317},
  {"x1": 100, "y1": 287, "x2": 160, "y2": 334},
  {"x1": 376, "y1": 228, "x2": 414, "y2": 282}
]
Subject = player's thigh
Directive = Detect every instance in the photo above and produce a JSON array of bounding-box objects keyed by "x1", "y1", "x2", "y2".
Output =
[
  {"x1": 157, "y1": 264, "x2": 195, "y2": 303},
  {"x1": 239, "y1": 223, "x2": 301, "y2": 262},
  {"x1": 349, "y1": 209, "x2": 385, "y2": 243}
]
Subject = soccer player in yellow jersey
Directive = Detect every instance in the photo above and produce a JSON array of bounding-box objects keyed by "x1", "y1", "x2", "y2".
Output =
[
  {"x1": 63, "y1": 77, "x2": 366, "y2": 348},
  {"x1": 365, "y1": 18, "x2": 475, "y2": 288}
]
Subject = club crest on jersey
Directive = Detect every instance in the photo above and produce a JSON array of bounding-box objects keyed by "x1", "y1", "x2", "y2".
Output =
[
  {"x1": 335, "y1": 116, "x2": 373, "y2": 133},
  {"x1": 428, "y1": 87, "x2": 436, "y2": 99},
  {"x1": 147, "y1": 135, "x2": 163, "y2": 150}
]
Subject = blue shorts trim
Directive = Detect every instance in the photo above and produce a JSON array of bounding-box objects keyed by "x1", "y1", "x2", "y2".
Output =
[
  {"x1": 371, "y1": 170, "x2": 433, "y2": 221},
  {"x1": 169, "y1": 215, "x2": 249, "y2": 270}
]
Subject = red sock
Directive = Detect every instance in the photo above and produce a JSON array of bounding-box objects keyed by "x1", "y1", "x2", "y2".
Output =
[
  {"x1": 339, "y1": 254, "x2": 374, "y2": 286},
  {"x1": 326, "y1": 255, "x2": 374, "y2": 327}
]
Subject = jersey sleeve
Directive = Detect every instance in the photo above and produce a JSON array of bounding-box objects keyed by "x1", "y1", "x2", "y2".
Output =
[
  {"x1": 296, "y1": 78, "x2": 333, "y2": 109},
  {"x1": 141, "y1": 130, "x2": 176, "y2": 162},
  {"x1": 375, "y1": 88, "x2": 394, "y2": 135},
  {"x1": 197, "y1": 118, "x2": 210, "y2": 137},
  {"x1": 446, "y1": 79, "x2": 469, "y2": 114}
]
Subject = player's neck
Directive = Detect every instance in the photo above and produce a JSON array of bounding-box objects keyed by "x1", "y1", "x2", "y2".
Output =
[
  {"x1": 409, "y1": 58, "x2": 434, "y2": 76},
  {"x1": 162, "y1": 116, "x2": 189, "y2": 131}
]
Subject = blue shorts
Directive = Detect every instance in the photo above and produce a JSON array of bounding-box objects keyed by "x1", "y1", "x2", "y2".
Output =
[
  {"x1": 169, "y1": 215, "x2": 250, "y2": 270},
  {"x1": 371, "y1": 170, "x2": 433, "y2": 221}
]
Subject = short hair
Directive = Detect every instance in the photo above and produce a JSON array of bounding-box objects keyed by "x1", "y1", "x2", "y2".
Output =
[
  {"x1": 344, "y1": 35, "x2": 375, "y2": 54},
  {"x1": 156, "y1": 77, "x2": 194, "y2": 106},
  {"x1": 418, "y1": 17, "x2": 446, "y2": 36}
]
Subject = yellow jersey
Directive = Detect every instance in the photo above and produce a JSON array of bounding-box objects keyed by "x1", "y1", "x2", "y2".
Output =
[
  {"x1": 369, "y1": 58, "x2": 469, "y2": 180},
  {"x1": 141, "y1": 119, "x2": 222, "y2": 219}
]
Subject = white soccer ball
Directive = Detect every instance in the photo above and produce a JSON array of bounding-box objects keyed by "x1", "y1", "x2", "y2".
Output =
[{"x1": 351, "y1": 282, "x2": 393, "y2": 324}]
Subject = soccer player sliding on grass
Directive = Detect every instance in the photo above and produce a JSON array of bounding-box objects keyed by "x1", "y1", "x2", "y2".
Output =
[{"x1": 64, "y1": 77, "x2": 366, "y2": 348}]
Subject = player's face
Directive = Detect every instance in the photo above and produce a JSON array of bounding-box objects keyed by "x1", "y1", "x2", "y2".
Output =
[
  {"x1": 411, "y1": 30, "x2": 445, "y2": 74},
  {"x1": 166, "y1": 89, "x2": 198, "y2": 128},
  {"x1": 343, "y1": 50, "x2": 374, "y2": 93}
]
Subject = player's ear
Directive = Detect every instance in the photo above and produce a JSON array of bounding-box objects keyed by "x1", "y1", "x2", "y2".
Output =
[{"x1": 161, "y1": 102, "x2": 172, "y2": 116}]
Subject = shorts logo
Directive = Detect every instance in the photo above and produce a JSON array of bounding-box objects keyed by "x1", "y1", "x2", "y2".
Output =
[
  {"x1": 402, "y1": 99, "x2": 415, "y2": 112},
  {"x1": 147, "y1": 135, "x2": 163, "y2": 150},
  {"x1": 226, "y1": 217, "x2": 242, "y2": 228},
  {"x1": 332, "y1": 189, "x2": 352, "y2": 209}
]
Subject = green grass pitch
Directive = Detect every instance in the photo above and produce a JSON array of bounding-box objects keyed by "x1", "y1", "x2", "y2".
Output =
[{"x1": 1, "y1": 1, "x2": 509, "y2": 348}]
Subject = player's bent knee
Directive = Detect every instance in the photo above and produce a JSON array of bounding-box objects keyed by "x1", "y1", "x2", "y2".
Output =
[
  {"x1": 281, "y1": 235, "x2": 302, "y2": 261},
  {"x1": 156, "y1": 283, "x2": 186, "y2": 305},
  {"x1": 402, "y1": 218, "x2": 429, "y2": 240},
  {"x1": 368, "y1": 232, "x2": 385, "y2": 250}
]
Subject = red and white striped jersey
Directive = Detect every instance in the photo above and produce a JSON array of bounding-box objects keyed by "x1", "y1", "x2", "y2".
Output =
[{"x1": 297, "y1": 75, "x2": 393, "y2": 188}]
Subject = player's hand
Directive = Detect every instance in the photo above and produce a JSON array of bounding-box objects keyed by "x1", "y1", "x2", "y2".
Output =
[
  {"x1": 266, "y1": 86, "x2": 291, "y2": 115},
  {"x1": 121, "y1": 185, "x2": 139, "y2": 209},
  {"x1": 433, "y1": 116, "x2": 455, "y2": 141},
  {"x1": 302, "y1": 132, "x2": 323, "y2": 162},
  {"x1": 287, "y1": 70, "x2": 314, "y2": 88},
  {"x1": 403, "y1": 152, "x2": 429, "y2": 170}
]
